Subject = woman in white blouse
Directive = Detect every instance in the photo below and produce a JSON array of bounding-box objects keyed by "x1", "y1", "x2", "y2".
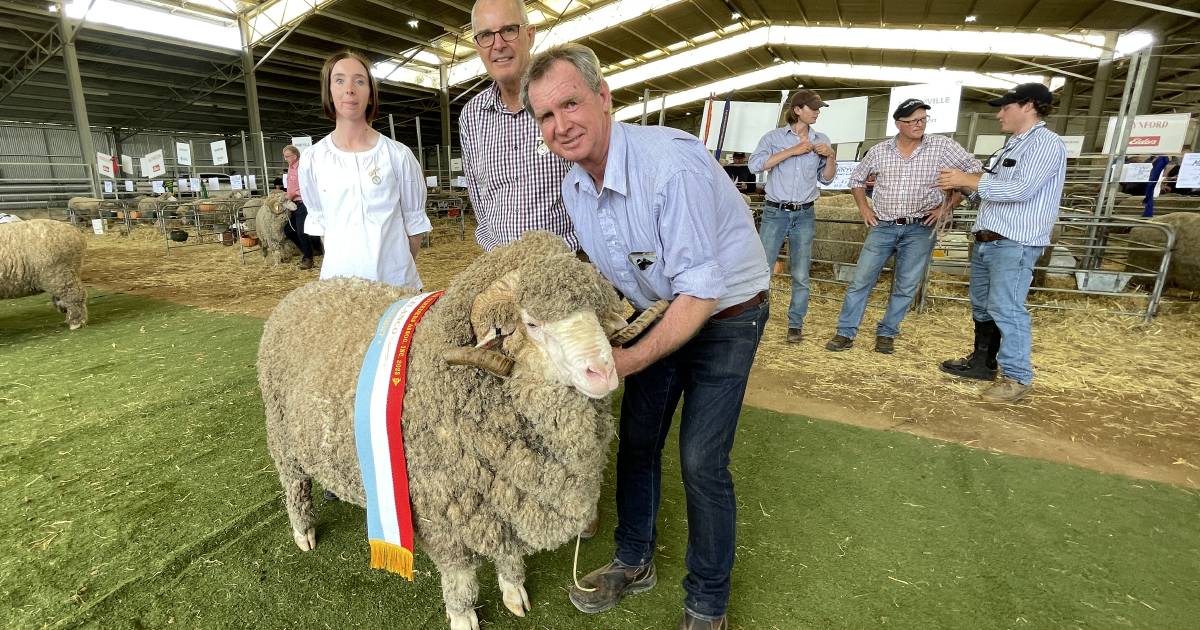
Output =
[{"x1": 299, "y1": 50, "x2": 430, "y2": 288}]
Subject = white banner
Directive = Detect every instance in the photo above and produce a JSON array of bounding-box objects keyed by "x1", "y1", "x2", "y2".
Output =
[
  {"x1": 973, "y1": 135, "x2": 1007, "y2": 156},
  {"x1": 151, "y1": 180, "x2": 164, "y2": 193},
  {"x1": 1103, "y1": 113, "x2": 1192, "y2": 155},
  {"x1": 230, "y1": 174, "x2": 243, "y2": 190},
  {"x1": 1120, "y1": 162, "x2": 1154, "y2": 182},
  {"x1": 426, "y1": 175, "x2": 438, "y2": 187},
  {"x1": 835, "y1": 142, "x2": 860, "y2": 161},
  {"x1": 176, "y1": 142, "x2": 192, "y2": 166},
  {"x1": 121, "y1": 154, "x2": 134, "y2": 175},
  {"x1": 178, "y1": 178, "x2": 189, "y2": 192},
  {"x1": 886, "y1": 83, "x2": 961, "y2": 136},
  {"x1": 700, "y1": 100, "x2": 786, "y2": 154},
  {"x1": 96, "y1": 152, "x2": 115, "y2": 178},
  {"x1": 450, "y1": 157, "x2": 462, "y2": 172},
  {"x1": 291, "y1": 136, "x2": 313, "y2": 153},
  {"x1": 211, "y1": 140, "x2": 229, "y2": 165},
  {"x1": 1061, "y1": 135, "x2": 1086, "y2": 159},
  {"x1": 190, "y1": 177, "x2": 201, "y2": 192},
  {"x1": 124, "y1": 180, "x2": 134, "y2": 192},
  {"x1": 1177, "y1": 153, "x2": 1200, "y2": 189},
  {"x1": 818, "y1": 161, "x2": 860, "y2": 190},
  {"x1": 247, "y1": 175, "x2": 257, "y2": 190},
  {"x1": 208, "y1": 176, "x2": 221, "y2": 191},
  {"x1": 103, "y1": 180, "x2": 113, "y2": 194},
  {"x1": 817, "y1": 96, "x2": 869, "y2": 145},
  {"x1": 139, "y1": 157, "x2": 150, "y2": 178},
  {"x1": 145, "y1": 149, "x2": 166, "y2": 179}
]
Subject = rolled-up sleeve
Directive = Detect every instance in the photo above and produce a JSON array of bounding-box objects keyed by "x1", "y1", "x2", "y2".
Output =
[
  {"x1": 748, "y1": 131, "x2": 773, "y2": 174},
  {"x1": 657, "y1": 170, "x2": 727, "y2": 300},
  {"x1": 849, "y1": 150, "x2": 876, "y2": 188},
  {"x1": 298, "y1": 150, "x2": 324, "y2": 236},
  {"x1": 396, "y1": 144, "x2": 431, "y2": 236}
]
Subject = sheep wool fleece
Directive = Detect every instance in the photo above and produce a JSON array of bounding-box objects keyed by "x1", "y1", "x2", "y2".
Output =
[
  {"x1": 0, "y1": 219, "x2": 87, "y2": 329},
  {"x1": 259, "y1": 231, "x2": 620, "y2": 585}
]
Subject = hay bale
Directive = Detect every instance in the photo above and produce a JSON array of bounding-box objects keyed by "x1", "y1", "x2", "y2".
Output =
[
  {"x1": 1126, "y1": 213, "x2": 1200, "y2": 291},
  {"x1": 813, "y1": 194, "x2": 868, "y2": 264}
]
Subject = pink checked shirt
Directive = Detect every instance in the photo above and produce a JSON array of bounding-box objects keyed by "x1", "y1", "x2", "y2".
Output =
[
  {"x1": 849, "y1": 134, "x2": 981, "y2": 221},
  {"x1": 459, "y1": 82, "x2": 577, "y2": 251}
]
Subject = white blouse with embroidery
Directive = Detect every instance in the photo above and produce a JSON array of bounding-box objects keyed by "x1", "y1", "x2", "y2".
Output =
[{"x1": 299, "y1": 133, "x2": 431, "y2": 288}]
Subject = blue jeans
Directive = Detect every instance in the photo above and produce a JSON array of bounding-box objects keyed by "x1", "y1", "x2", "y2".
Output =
[
  {"x1": 283, "y1": 200, "x2": 315, "y2": 259},
  {"x1": 835, "y1": 222, "x2": 936, "y2": 339},
  {"x1": 614, "y1": 301, "x2": 769, "y2": 618},
  {"x1": 969, "y1": 239, "x2": 1043, "y2": 385},
  {"x1": 758, "y1": 204, "x2": 814, "y2": 329}
]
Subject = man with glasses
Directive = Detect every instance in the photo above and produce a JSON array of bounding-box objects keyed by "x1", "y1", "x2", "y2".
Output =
[
  {"x1": 936, "y1": 83, "x2": 1067, "y2": 403},
  {"x1": 749, "y1": 89, "x2": 837, "y2": 343},
  {"x1": 825, "y1": 98, "x2": 980, "y2": 354},
  {"x1": 459, "y1": 0, "x2": 576, "y2": 252}
]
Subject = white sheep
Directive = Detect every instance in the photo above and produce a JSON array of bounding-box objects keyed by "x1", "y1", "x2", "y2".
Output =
[
  {"x1": 0, "y1": 219, "x2": 87, "y2": 329},
  {"x1": 246, "y1": 192, "x2": 299, "y2": 263},
  {"x1": 259, "y1": 231, "x2": 661, "y2": 630}
]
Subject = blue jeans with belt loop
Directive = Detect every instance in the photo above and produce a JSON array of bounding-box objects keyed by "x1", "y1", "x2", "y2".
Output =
[
  {"x1": 835, "y1": 221, "x2": 937, "y2": 339},
  {"x1": 969, "y1": 239, "x2": 1044, "y2": 385},
  {"x1": 757, "y1": 203, "x2": 814, "y2": 329},
  {"x1": 613, "y1": 300, "x2": 769, "y2": 619}
]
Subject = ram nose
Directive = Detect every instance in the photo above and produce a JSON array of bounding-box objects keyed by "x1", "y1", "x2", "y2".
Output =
[{"x1": 578, "y1": 355, "x2": 618, "y2": 399}]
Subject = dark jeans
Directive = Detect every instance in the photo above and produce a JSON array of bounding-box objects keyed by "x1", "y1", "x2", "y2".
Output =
[
  {"x1": 614, "y1": 300, "x2": 768, "y2": 618},
  {"x1": 283, "y1": 200, "x2": 315, "y2": 259}
]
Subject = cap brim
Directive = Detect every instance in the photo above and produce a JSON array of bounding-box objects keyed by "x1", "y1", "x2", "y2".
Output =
[{"x1": 988, "y1": 96, "x2": 1015, "y2": 107}]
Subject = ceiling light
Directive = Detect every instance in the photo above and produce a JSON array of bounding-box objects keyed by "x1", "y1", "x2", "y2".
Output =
[
  {"x1": 1115, "y1": 30, "x2": 1154, "y2": 56},
  {"x1": 685, "y1": 112, "x2": 692, "y2": 115},
  {"x1": 731, "y1": 12, "x2": 740, "y2": 20},
  {"x1": 773, "y1": 56, "x2": 782, "y2": 63},
  {"x1": 939, "y1": 66, "x2": 946, "y2": 71},
  {"x1": 48, "y1": 3, "x2": 57, "y2": 11},
  {"x1": 964, "y1": 15, "x2": 977, "y2": 22},
  {"x1": 407, "y1": 19, "x2": 418, "y2": 28}
]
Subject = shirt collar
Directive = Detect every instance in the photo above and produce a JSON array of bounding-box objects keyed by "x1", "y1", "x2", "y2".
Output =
[
  {"x1": 482, "y1": 82, "x2": 523, "y2": 115},
  {"x1": 570, "y1": 121, "x2": 628, "y2": 198},
  {"x1": 1012, "y1": 121, "x2": 1046, "y2": 143}
]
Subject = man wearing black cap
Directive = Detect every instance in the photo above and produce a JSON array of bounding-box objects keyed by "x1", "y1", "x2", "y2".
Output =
[
  {"x1": 825, "y1": 98, "x2": 980, "y2": 355},
  {"x1": 936, "y1": 83, "x2": 1067, "y2": 403},
  {"x1": 748, "y1": 89, "x2": 838, "y2": 343}
]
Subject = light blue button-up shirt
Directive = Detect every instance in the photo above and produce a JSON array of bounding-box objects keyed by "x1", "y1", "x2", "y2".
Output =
[
  {"x1": 561, "y1": 122, "x2": 769, "y2": 312},
  {"x1": 974, "y1": 121, "x2": 1067, "y2": 247},
  {"x1": 748, "y1": 125, "x2": 834, "y2": 204}
]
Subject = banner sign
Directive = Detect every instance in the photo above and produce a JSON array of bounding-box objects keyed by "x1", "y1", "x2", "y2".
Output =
[
  {"x1": 1176, "y1": 153, "x2": 1200, "y2": 189},
  {"x1": 291, "y1": 136, "x2": 312, "y2": 153},
  {"x1": 1103, "y1": 114, "x2": 1192, "y2": 155},
  {"x1": 103, "y1": 180, "x2": 113, "y2": 193},
  {"x1": 145, "y1": 149, "x2": 166, "y2": 178},
  {"x1": 176, "y1": 142, "x2": 192, "y2": 166},
  {"x1": 230, "y1": 174, "x2": 243, "y2": 190},
  {"x1": 124, "y1": 180, "x2": 134, "y2": 192},
  {"x1": 121, "y1": 154, "x2": 134, "y2": 175},
  {"x1": 96, "y1": 152, "x2": 115, "y2": 178},
  {"x1": 211, "y1": 140, "x2": 229, "y2": 165},
  {"x1": 248, "y1": 175, "x2": 257, "y2": 190},
  {"x1": 886, "y1": 83, "x2": 961, "y2": 136},
  {"x1": 151, "y1": 180, "x2": 164, "y2": 193},
  {"x1": 818, "y1": 161, "x2": 860, "y2": 190},
  {"x1": 208, "y1": 177, "x2": 221, "y2": 191},
  {"x1": 1120, "y1": 162, "x2": 1154, "y2": 182},
  {"x1": 190, "y1": 177, "x2": 201, "y2": 192},
  {"x1": 178, "y1": 178, "x2": 189, "y2": 192},
  {"x1": 1061, "y1": 135, "x2": 1086, "y2": 159}
]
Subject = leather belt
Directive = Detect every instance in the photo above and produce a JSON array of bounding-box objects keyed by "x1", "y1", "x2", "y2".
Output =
[
  {"x1": 885, "y1": 215, "x2": 930, "y2": 225},
  {"x1": 766, "y1": 200, "x2": 813, "y2": 211},
  {"x1": 974, "y1": 229, "x2": 1006, "y2": 242},
  {"x1": 712, "y1": 290, "x2": 768, "y2": 320}
]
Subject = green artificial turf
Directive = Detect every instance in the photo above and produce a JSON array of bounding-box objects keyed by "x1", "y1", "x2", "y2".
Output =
[{"x1": 2, "y1": 292, "x2": 1198, "y2": 630}]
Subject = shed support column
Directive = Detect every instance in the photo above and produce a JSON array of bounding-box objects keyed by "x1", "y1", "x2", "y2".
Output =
[
  {"x1": 1084, "y1": 32, "x2": 1117, "y2": 153},
  {"x1": 58, "y1": 0, "x2": 97, "y2": 197},
  {"x1": 240, "y1": 17, "x2": 268, "y2": 186}
]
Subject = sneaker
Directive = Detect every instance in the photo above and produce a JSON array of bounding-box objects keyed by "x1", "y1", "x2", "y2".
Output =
[
  {"x1": 825, "y1": 335, "x2": 854, "y2": 351},
  {"x1": 679, "y1": 609, "x2": 728, "y2": 630},
  {"x1": 298, "y1": 257, "x2": 314, "y2": 270},
  {"x1": 568, "y1": 560, "x2": 656, "y2": 614},
  {"x1": 980, "y1": 376, "x2": 1032, "y2": 403},
  {"x1": 786, "y1": 328, "x2": 803, "y2": 343},
  {"x1": 874, "y1": 336, "x2": 895, "y2": 354}
]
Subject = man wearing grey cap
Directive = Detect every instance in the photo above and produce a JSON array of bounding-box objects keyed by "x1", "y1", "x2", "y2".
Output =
[
  {"x1": 936, "y1": 83, "x2": 1067, "y2": 403},
  {"x1": 825, "y1": 98, "x2": 981, "y2": 354},
  {"x1": 749, "y1": 89, "x2": 837, "y2": 343}
]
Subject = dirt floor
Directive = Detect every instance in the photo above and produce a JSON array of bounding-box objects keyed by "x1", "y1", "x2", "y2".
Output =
[{"x1": 62, "y1": 219, "x2": 1200, "y2": 489}]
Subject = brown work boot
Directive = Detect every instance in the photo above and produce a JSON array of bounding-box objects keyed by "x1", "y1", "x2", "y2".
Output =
[
  {"x1": 874, "y1": 335, "x2": 894, "y2": 354},
  {"x1": 298, "y1": 257, "x2": 314, "y2": 270},
  {"x1": 980, "y1": 376, "x2": 1032, "y2": 403},
  {"x1": 568, "y1": 559, "x2": 656, "y2": 614},
  {"x1": 825, "y1": 334, "x2": 853, "y2": 351},
  {"x1": 786, "y1": 327, "x2": 803, "y2": 343},
  {"x1": 679, "y1": 609, "x2": 728, "y2": 630}
]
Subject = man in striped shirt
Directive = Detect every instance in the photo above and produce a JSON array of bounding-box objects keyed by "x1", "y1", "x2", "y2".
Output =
[
  {"x1": 825, "y1": 99, "x2": 980, "y2": 354},
  {"x1": 459, "y1": 0, "x2": 577, "y2": 252},
  {"x1": 936, "y1": 83, "x2": 1067, "y2": 403}
]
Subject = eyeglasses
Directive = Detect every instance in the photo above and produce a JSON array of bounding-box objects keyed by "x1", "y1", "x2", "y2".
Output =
[
  {"x1": 474, "y1": 23, "x2": 523, "y2": 47},
  {"x1": 896, "y1": 117, "x2": 928, "y2": 126}
]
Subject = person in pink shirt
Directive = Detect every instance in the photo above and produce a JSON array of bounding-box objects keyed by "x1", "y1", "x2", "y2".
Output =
[{"x1": 282, "y1": 144, "x2": 317, "y2": 269}]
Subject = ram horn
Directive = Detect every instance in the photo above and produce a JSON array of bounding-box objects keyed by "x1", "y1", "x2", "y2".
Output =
[
  {"x1": 609, "y1": 300, "x2": 670, "y2": 346},
  {"x1": 443, "y1": 347, "x2": 515, "y2": 377}
]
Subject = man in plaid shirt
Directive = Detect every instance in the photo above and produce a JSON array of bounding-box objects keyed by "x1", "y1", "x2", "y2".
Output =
[{"x1": 825, "y1": 99, "x2": 981, "y2": 355}]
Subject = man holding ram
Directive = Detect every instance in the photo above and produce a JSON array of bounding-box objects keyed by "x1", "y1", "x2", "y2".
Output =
[{"x1": 522, "y1": 43, "x2": 770, "y2": 630}]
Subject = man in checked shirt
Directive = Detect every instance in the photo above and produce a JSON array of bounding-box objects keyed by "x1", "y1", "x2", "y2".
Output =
[
  {"x1": 459, "y1": 0, "x2": 578, "y2": 253},
  {"x1": 825, "y1": 99, "x2": 981, "y2": 355}
]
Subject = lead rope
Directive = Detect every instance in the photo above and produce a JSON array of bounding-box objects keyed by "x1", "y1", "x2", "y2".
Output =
[{"x1": 572, "y1": 534, "x2": 596, "y2": 592}]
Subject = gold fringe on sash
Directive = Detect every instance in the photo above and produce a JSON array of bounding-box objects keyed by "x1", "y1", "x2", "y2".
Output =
[{"x1": 369, "y1": 540, "x2": 414, "y2": 581}]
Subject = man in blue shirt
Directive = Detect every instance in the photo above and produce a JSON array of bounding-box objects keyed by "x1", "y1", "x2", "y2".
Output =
[
  {"x1": 936, "y1": 83, "x2": 1067, "y2": 403},
  {"x1": 749, "y1": 89, "x2": 837, "y2": 343},
  {"x1": 522, "y1": 43, "x2": 770, "y2": 630}
]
